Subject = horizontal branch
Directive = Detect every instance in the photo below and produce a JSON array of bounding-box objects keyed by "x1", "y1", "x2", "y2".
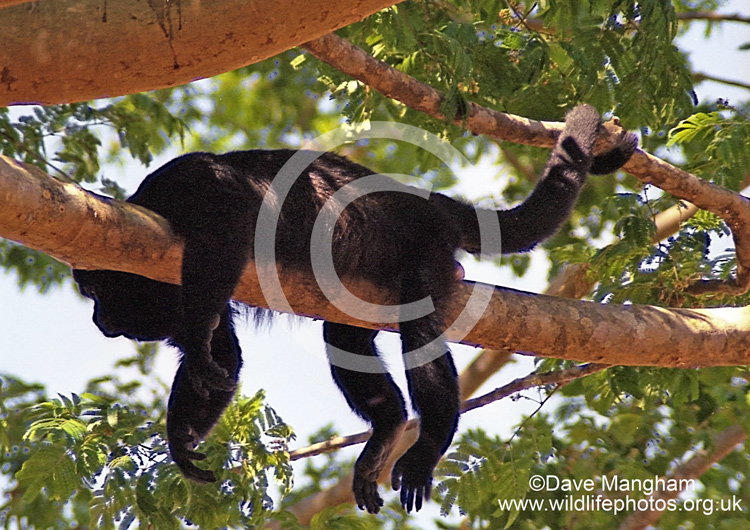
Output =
[
  {"x1": 677, "y1": 12, "x2": 750, "y2": 24},
  {"x1": 0, "y1": 0, "x2": 399, "y2": 106},
  {"x1": 520, "y1": 11, "x2": 750, "y2": 34},
  {"x1": 0, "y1": 0, "x2": 33, "y2": 7},
  {"x1": 4, "y1": 155, "x2": 750, "y2": 368},
  {"x1": 460, "y1": 363, "x2": 610, "y2": 414},
  {"x1": 693, "y1": 71, "x2": 750, "y2": 91}
]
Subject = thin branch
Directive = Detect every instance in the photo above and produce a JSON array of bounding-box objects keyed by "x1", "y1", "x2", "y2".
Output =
[
  {"x1": 499, "y1": 144, "x2": 539, "y2": 182},
  {"x1": 522, "y1": 11, "x2": 750, "y2": 33},
  {"x1": 617, "y1": 425, "x2": 747, "y2": 530},
  {"x1": 693, "y1": 72, "x2": 750, "y2": 92},
  {"x1": 289, "y1": 362, "x2": 608, "y2": 461},
  {"x1": 678, "y1": 12, "x2": 750, "y2": 24},
  {"x1": 461, "y1": 363, "x2": 610, "y2": 414},
  {"x1": 289, "y1": 430, "x2": 375, "y2": 461}
]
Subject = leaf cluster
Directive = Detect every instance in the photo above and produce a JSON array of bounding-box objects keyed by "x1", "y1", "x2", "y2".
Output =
[
  {"x1": 550, "y1": 104, "x2": 750, "y2": 308},
  {"x1": 436, "y1": 364, "x2": 750, "y2": 528},
  {"x1": 0, "y1": 373, "x2": 295, "y2": 529},
  {"x1": 328, "y1": 0, "x2": 695, "y2": 130}
]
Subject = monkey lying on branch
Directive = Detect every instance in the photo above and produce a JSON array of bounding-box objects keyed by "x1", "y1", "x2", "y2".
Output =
[{"x1": 73, "y1": 104, "x2": 637, "y2": 513}]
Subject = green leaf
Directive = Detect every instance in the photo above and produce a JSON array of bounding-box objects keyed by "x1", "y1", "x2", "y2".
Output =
[{"x1": 16, "y1": 444, "x2": 76, "y2": 502}]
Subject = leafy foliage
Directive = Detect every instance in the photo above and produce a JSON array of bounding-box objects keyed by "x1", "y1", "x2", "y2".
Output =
[
  {"x1": 329, "y1": 0, "x2": 695, "y2": 129},
  {"x1": 437, "y1": 366, "x2": 750, "y2": 528},
  {"x1": 0, "y1": 374, "x2": 294, "y2": 529}
]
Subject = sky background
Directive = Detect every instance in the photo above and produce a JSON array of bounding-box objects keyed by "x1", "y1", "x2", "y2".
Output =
[{"x1": 2, "y1": 1, "x2": 750, "y2": 522}]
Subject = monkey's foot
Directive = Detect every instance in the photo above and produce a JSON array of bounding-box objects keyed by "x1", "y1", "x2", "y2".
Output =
[
  {"x1": 174, "y1": 448, "x2": 217, "y2": 484},
  {"x1": 391, "y1": 445, "x2": 436, "y2": 512},
  {"x1": 351, "y1": 422, "x2": 406, "y2": 514},
  {"x1": 352, "y1": 465, "x2": 383, "y2": 513},
  {"x1": 353, "y1": 473, "x2": 384, "y2": 514}
]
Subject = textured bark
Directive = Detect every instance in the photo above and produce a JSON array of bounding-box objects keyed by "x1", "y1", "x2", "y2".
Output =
[{"x1": 0, "y1": 0, "x2": 399, "y2": 106}]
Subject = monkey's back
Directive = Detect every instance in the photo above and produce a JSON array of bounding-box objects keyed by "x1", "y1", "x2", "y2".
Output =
[{"x1": 128, "y1": 150, "x2": 464, "y2": 291}]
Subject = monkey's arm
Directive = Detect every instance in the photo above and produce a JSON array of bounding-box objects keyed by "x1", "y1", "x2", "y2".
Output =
[{"x1": 167, "y1": 308, "x2": 242, "y2": 483}]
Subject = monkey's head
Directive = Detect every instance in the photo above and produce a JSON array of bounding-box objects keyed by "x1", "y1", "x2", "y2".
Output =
[{"x1": 73, "y1": 269, "x2": 180, "y2": 341}]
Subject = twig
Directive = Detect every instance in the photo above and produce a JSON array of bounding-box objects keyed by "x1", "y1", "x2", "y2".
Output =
[
  {"x1": 694, "y1": 72, "x2": 750, "y2": 92},
  {"x1": 678, "y1": 12, "x2": 750, "y2": 24},
  {"x1": 288, "y1": 363, "x2": 609, "y2": 460},
  {"x1": 461, "y1": 362, "x2": 610, "y2": 414}
]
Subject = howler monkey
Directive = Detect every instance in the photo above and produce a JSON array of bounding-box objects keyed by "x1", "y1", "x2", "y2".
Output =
[{"x1": 73, "y1": 105, "x2": 637, "y2": 514}]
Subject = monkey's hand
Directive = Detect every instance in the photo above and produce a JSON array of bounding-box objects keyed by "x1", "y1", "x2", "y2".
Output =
[
  {"x1": 166, "y1": 402, "x2": 217, "y2": 484},
  {"x1": 168, "y1": 431, "x2": 217, "y2": 484},
  {"x1": 391, "y1": 441, "x2": 439, "y2": 512},
  {"x1": 353, "y1": 471, "x2": 384, "y2": 515},
  {"x1": 352, "y1": 440, "x2": 394, "y2": 514},
  {"x1": 590, "y1": 122, "x2": 639, "y2": 175},
  {"x1": 185, "y1": 345, "x2": 237, "y2": 398},
  {"x1": 176, "y1": 319, "x2": 237, "y2": 397}
]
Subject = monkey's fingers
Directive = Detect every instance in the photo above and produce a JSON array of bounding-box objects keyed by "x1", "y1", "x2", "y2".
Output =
[
  {"x1": 172, "y1": 447, "x2": 217, "y2": 484},
  {"x1": 391, "y1": 452, "x2": 433, "y2": 512},
  {"x1": 353, "y1": 475, "x2": 384, "y2": 514},
  {"x1": 589, "y1": 130, "x2": 639, "y2": 175}
]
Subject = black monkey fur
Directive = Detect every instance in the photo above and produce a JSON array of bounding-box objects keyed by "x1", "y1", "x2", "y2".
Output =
[{"x1": 73, "y1": 105, "x2": 637, "y2": 514}]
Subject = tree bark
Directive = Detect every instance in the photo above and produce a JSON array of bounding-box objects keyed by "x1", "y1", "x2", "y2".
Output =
[
  {"x1": 4, "y1": 155, "x2": 750, "y2": 368},
  {"x1": 0, "y1": 0, "x2": 399, "y2": 106}
]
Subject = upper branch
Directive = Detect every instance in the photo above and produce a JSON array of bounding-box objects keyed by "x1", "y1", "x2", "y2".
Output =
[{"x1": 0, "y1": 0, "x2": 400, "y2": 106}]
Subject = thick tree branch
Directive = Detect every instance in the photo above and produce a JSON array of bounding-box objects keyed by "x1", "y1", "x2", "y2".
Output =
[
  {"x1": 0, "y1": 0, "x2": 400, "y2": 106},
  {"x1": 301, "y1": 32, "x2": 750, "y2": 294},
  {"x1": 0, "y1": 0, "x2": 33, "y2": 8},
  {"x1": 5, "y1": 156, "x2": 750, "y2": 367}
]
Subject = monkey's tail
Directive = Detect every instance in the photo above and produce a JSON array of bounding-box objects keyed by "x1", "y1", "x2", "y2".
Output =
[{"x1": 453, "y1": 104, "x2": 637, "y2": 256}]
